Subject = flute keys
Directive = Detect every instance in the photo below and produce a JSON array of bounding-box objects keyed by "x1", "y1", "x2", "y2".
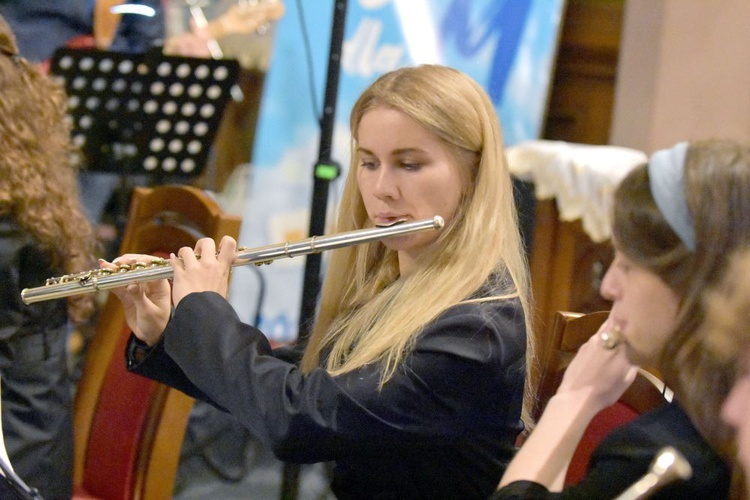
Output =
[{"x1": 23, "y1": 217, "x2": 444, "y2": 304}]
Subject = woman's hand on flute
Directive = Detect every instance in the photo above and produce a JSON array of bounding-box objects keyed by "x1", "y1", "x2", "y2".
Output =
[
  {"x1": 99, "y1": 255, "x2": 172, "y2": 346},
  {"x1": 498, "y1": 315, "x2": 637, "y2": 490},
  {"x1": 170, "y1": 235, "x2": 236, "y2": 307},
  {"x1": 556, "y1": 315, "x2": 637, "y2": 411}
]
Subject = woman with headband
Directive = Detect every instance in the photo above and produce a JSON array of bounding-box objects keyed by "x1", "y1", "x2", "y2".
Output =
[{"x1": 492, "y1": 139, "x2": 750, "y2": 498}]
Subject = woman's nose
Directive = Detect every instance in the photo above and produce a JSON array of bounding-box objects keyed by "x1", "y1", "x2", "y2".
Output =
[
  {"x1": 373, "y1": 167, "x2": 399, "y2": 200},
  {"x1": 599, "y1": 265, "x2": 618, "y2": 301}
]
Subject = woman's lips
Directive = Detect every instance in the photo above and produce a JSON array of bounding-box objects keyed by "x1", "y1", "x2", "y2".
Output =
[{"x1": 374, "y1": 215, "x2": 408, "y2": 227}]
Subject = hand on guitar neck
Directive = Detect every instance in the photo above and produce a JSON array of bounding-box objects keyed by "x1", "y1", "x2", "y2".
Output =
[{"x1": 164, "y1": 1, "x2": 286, "y2": 59}]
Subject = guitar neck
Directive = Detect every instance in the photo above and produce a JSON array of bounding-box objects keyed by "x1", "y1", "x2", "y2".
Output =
[{"x1": 205, "y1": 1, "x2": 285, "y2": 40}]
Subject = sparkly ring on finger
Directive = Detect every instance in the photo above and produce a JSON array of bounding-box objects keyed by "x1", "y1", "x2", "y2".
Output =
[{"x1": 600, "y1": 326, "x2": 623, "y2": 350}]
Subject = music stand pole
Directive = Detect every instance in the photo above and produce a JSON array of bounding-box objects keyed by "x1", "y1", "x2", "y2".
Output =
[
  {"x1": 282, "y1": 2, "x2": 347, "y2": 499},
  {"x1": 296, "y1": 0, "x2": 348, "y2": 345}
]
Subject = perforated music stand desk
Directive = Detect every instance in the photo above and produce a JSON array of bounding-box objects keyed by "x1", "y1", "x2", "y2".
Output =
[{"x1": 50, "y1": 47, "x2": 240, "y2": 179}]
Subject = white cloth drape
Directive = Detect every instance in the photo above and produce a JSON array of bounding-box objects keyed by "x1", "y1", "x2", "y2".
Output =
[{"x1": 507, "y1": 140, "x2": 648, "y2": 242}]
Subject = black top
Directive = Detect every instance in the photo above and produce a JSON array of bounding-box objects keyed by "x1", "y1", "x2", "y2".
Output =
[
  {"x1": 0, "y1": 215, "x2": 73, "y2": 499},
  {"x1": 491, "y1": 402, "x2": 730, "y2": 499},
  {"x1": 0, "y1": 216, "x2": 67, "y2": 343},
  {"x1": 126, "y1": 290, "x2": 527, "y2": 499}
]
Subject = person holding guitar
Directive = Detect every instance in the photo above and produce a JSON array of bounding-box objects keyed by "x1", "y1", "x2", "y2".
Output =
[
  {"x1": 163, "y1": 0, "x2": 285, "y2": 59},
  {"x1": 162, "y1": 0, "x2": 286, "y2": 194}
]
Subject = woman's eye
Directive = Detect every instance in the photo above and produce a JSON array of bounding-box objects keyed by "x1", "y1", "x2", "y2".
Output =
[
  {"x1": 611, "y1": 255, "x2": 631, "y2": 274},
  {"x1": 359, "y1": 160, "x2": 377, "y2": 170},
  {"x1": 401, "y1": 162, "x2": 422, "y2": 171}
]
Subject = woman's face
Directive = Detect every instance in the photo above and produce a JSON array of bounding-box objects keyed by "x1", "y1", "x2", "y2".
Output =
[
  {"x1": 356, "y1": 107, "x2": 465, "y2": 274},
  {"x1": 722, "y1": 361, "x2": 750, "y2": 482},
  {"x1": 599, "y1": 251, "x2": 680, "y2": 366}
]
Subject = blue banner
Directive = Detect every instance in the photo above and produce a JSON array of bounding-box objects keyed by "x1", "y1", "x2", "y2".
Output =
[{"x1": 229, "y1": 0, "x2": 565, "y2": 342}]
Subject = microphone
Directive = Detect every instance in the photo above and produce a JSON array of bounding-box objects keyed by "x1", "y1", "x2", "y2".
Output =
[{"x1": 614, "y1": 446, "x2": 693, "y2": 500}]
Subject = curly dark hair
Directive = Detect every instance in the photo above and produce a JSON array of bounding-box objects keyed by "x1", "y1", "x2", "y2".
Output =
[{"x1": 0, "y1": 14, "x2": 97, "y2": 323}]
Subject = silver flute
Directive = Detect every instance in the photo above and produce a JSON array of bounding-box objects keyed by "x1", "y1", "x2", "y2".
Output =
[{"x1": 21, "y1": 216, "x2": 444, "y2": 305}]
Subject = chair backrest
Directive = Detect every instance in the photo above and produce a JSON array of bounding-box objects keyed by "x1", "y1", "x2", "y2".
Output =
[
  {"x1": 533, "y1": 310, "x2": 612, "y2": 422},
  {"x1": 532, "y1": 310, "x2": 670, "y2": 487},
  {"x1": 73, "y1": 185, "x2": 241, "y2": 500}
]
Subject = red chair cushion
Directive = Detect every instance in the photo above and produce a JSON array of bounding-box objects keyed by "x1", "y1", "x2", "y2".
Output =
[
  {"x1": 78, "y1": 324, "x2": 161, "y2": 498},
  {"x1": 564, "y1": 401, "x2": 640, "y2": 486}
]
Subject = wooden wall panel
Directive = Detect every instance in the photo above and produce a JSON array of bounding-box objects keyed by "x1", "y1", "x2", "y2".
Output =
[{"x1": 529, "y1": 0, "x2": 624, "y2": 335}]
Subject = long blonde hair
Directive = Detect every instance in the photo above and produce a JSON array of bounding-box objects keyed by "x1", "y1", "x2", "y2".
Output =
[
  {"x1": 300, "y1": 65, "x2": 534, "y2": 416},
  {"x1": 0, "y1": 14, "x2": 97, "y2": 324}
]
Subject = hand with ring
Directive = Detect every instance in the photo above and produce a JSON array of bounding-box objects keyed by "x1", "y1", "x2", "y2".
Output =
[{"x1": 556, "y1": 315, "x2": 636, "y2": 410}]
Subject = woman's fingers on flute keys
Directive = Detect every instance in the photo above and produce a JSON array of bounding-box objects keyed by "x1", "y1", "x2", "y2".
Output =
[
  {"x1": 218, "y1": 235, "x2": 237, "y2": 266},
  {"x1": 102, "y1": 253, "x2": 160, "y2": 272}
]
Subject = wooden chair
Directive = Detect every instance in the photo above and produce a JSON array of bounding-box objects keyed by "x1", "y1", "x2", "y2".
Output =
[
  {"x1": 532, "y1": 310, "x2": 670, "y2": 486},
  {"x1": 72, "y1": 185, "x2": 241, "y2": 500}
]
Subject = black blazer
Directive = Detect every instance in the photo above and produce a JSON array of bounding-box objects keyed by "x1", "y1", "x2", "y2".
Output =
[
  {"x1": 492, "y1": 402, "x2": 730, "y2": 499},
  {"x1": 127, "y1": 290, "x2": 528, "y2": 499}
]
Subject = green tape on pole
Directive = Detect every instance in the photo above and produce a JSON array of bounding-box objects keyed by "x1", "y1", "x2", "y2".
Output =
[{"x1": 315, "y1": 163, "x2": 339, "y2": 180}]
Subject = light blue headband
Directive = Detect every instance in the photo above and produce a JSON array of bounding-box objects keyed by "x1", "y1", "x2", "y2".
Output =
[{"x1": 648, "y1": 142, "x2": 696, "y2": 252}]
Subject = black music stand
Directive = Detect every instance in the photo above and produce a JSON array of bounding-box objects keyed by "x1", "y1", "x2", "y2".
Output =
[{"x1": 50, "y1": 47, "x2": 240, "y2": 180}]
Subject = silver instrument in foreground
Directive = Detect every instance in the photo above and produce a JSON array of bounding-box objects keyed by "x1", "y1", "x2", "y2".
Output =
[
  {"x1": 614, "y1": 446, "x2": 693, "y2": 499},
  {"x1": 21, "y1": 216, "x2": 444, "y2": 305}
]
